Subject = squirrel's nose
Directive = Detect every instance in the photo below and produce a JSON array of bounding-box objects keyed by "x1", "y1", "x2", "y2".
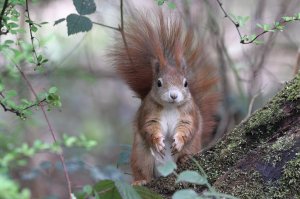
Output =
[{"x1": 170, "y1": 93, "x2": 178, "y2": 100}]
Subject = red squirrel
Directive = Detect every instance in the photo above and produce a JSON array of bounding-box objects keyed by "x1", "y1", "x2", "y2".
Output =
[{"x1": 110, "y1": 11, "x2": 219, "y2": 185}]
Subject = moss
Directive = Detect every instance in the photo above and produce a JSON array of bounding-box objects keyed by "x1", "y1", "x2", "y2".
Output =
[
  {"x1": 215, "y1": 153, "x2": 300, "y2": 198},
  {"x1": 263, "y1": 135, "x2": 296, "y2": 166},
  {"x1": 262, "y1": 153, "x2": 300, "y2": 198},
  {"x1": 280, "y1": 152, "x2": 300, "y2": 196},
  {"x1": 196, "y1": 74, "x2": 300, "y2": 197},
  {"x1": 284, "y1": 74, "x2": 300, "y2": 101},
  {"x1": 215, "y1": 169, "x2": 269, "y2": 198}
]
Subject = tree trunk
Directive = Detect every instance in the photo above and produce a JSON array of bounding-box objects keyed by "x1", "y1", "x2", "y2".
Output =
[{"x1": 146, "y1": 73, "x2": 300, "y2": 199}]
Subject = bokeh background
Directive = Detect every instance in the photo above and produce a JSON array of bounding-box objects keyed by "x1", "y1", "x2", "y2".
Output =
[{"x1": 0, "y1": 0, "x2": 299, "y2": 198}]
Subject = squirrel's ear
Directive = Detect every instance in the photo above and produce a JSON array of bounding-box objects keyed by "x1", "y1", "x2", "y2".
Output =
[
  {"x1": 151, "y1": 59, "x2": 160, "y2": 74},
  {"x1": 181, "y1": 59, "x2": 187, "y2": 72}
]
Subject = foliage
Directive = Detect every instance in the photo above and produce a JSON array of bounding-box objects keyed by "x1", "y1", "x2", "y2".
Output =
[
  {"x1": 154, "y1": 0, "x2": 176, "y2": 9},
  {"x1": 54, "y1": 0, "x2": 96, "y2": 35},
  {"x1": 55, "y1": 0, "x2": 176, "y2": 35},
  {"x1": 76, "y1": 179, "x2": 162, "y2": 199},
  {"x1": 157, "y1": 159, "x2": 237, "y2": 199},
  {"x1": 0, "y1": 175, "x2": 30, "y2": 199},
  {"x1": 0, "y1": 134, "x2": 97, "y2": 171}
]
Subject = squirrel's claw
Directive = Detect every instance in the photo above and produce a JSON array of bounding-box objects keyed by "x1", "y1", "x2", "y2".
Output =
[
  {"x1": 171, "y1": 143, "x2": 179, "y2": 155},
  {"x1": 151, "y1": 133, "x2": 166, "y2": 158},
  {"x1": 171, "y1": 134, "x2": 185, "y2": 155}
]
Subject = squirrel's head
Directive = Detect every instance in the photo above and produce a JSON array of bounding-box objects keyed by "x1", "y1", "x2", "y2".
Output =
[{"x1": 150, "y1": 58, "x2": 191, "y2": 106}]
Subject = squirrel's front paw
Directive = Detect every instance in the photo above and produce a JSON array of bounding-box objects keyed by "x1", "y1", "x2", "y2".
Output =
[
  {"x1": 150, "y1": 133, "x2": 165, "y2": 158},
  {"x1": 171, "y1": 132, "x2": 186, "y2": 155}
]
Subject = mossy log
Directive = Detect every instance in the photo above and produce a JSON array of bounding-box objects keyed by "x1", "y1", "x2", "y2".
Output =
[{"x1": 146, "y1": 73, "x2": 300, "y2": 199}]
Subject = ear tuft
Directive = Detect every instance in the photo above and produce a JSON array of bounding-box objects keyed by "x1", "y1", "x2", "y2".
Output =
[
  {"x1": 151, "y1": 59, "x2": 160, "y2": 74},
  {"x1": 181, "y1": 59, "x2": 187, "y2": 72}
]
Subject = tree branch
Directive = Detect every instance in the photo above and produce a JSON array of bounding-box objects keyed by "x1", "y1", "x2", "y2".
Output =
[
  {"x1": 215, "y1": 0, "x2": 300, "y2": 44},
  {"x1": 0, "y1": 91, "x2": 46, "y2": 117}
]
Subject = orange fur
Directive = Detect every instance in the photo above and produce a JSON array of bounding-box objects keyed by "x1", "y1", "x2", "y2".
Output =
[{"x1": 110, "y1": 10, "x2": 219, "y2": 184}]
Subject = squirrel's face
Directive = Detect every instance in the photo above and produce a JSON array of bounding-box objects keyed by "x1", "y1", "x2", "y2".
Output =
[{"x1": 150, "y1": 63, "x2": 191, "y2": 106}]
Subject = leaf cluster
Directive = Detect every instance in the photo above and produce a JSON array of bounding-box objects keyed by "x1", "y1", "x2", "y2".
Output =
[{"x1": 54, "y1": 0, "x2": 96, "y2": 35}]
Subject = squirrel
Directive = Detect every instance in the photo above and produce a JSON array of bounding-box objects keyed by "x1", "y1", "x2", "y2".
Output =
[{"x1": 110, "y1": 10, "x2": 219, "y2": 185}]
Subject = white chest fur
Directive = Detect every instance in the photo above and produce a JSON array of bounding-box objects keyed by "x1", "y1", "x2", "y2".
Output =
[
  {"x1": 160, "y1": 107, "x2": 180, "y2": 138},
  {"x1": 152, "y1": 106, "x2": 180, "y2": 177}
]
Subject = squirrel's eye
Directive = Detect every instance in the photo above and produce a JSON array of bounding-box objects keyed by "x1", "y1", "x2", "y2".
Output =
[
  {"x1": 184, "y1": 79, "x2": 188, "y2": 87},
  {"x1": 157, "y1": 78, "x2": 162, "y2": 87}
]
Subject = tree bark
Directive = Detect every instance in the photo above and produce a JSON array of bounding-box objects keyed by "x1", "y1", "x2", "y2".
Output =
[{"x1": 146, "y1": 73, "x2": 300, "y2": 199}]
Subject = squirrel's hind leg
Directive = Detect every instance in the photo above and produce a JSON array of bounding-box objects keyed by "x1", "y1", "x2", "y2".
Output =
[{"x1": 130, "y1": 133, "x2": 155, "y2": 185}]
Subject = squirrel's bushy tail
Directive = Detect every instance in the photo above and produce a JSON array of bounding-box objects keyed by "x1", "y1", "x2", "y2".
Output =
[{"x1": 110, "y1": 10, "x2": 219, "y2": 142}]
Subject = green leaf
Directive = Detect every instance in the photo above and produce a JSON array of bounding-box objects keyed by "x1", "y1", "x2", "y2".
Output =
[
  {"x1": 203, "y1": 192, "x2": 239, "y2": 199},
  {"x1": 176, "y1": 170, "x2": 208, "y2": 185},
  {"x1": 157, "y1": 160, "x2": 177, "y2": 177},
  {"x1": 263, "y1": 24, "x2": 271, "y2": 31},
  {"x1": 73, "y1": 0, "x2": 96, "y2": 15},
  {"x1": 4, "y1": 40, "x2": 14, "y2": 45},
  {"x1": 236, "y1": 16, "x2": 250, "y2": 27},
  {"x1": 93, "y1": 180, "x2": 122, "y2": 199},
  {"x1": 54, "y1": 18, "x2": 66, "y2": 26},
  {"x1": 247, "y1": 34, "x2": 257, "y2": 41},
  {"x1": 8, "y1": 22, "x2": 18, "y2": 28},
  {"x1": 133, "y1": 186, "x2": 163, "y2": 199},
  {"x1": 282, "y1": 16, "x2": 294, "y2": 22},
  {"x1": 167, "y1": 2, "x2": 176, "y2": 9},
  {"x1": 114, "y1": 180, "x2": 141, "y2": 199},
  {"x1": 6, "y1": 90, "x2": 17, "y2": 98},
  {"x1": 228, "y1": 13, "x2": 238, "y2": 24},
  {"x1": 49, "y1": 87, "x2": 58, "y2": 94},
  {"x1": 66, "y1": 14, "x2": 93, "y2": 35},
  {"x1": 65, "y1": 136, "x2": 77, "y2": 147},
  {"x1": 254, "y1": 40, "x2": 264, "y2": 45},
  {"x1": 37, "y1": 55, "x2": 42, "y2": 62},
  {"x1": 172, "y1": 189, "x2": 199, "y2": 199},
  {"x1": 155, "y1": 0, "x2": 166, "y2": 6},
  {"x1": 83, "y1": 185, "x2": 93, "y2": 195},
  {"x1": 256, "y1": 23, "x2": 263, "y2": 29},
  {"x1": 94, "y1": 180, "x2": 115, "y2": 192},
  {"x1": 30, "y1": 25, "x2": 38, "y2": 32},
  {"x1": 0, "y1": 84, "x2": 4, "y2": 92}
]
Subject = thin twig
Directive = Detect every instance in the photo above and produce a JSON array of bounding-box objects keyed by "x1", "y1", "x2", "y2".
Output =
[
  {"x1": 0, "y1": 94, "x2": 23, "y2": 117},
  {"x1": 215, "y1": 0, "x2": 242, "y2": 40},
  {"x1": 246, "y1": 92, "x2": 260, "y2": 119},
  {"x1": 118, "y1": 0, "x2": 135, "y2": 66},
  {"x1": 92, "y1": 21, "x2": 119, "y2": 31},
  {"x1": 120, "y1": 0, "x2": 124, "y2": 30},
  {"x1": 14, "y1": 63, "x2": 73, "y2": 199},
  {"x1": 23, "y1": 98, "x2": 46, "y2": 111},
  {"x1": 0, "y1": 92, "x2": 46, "y2": 117},
  {"x1": 25, "y1": 0, "x2": 39, "y2": 69}
]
